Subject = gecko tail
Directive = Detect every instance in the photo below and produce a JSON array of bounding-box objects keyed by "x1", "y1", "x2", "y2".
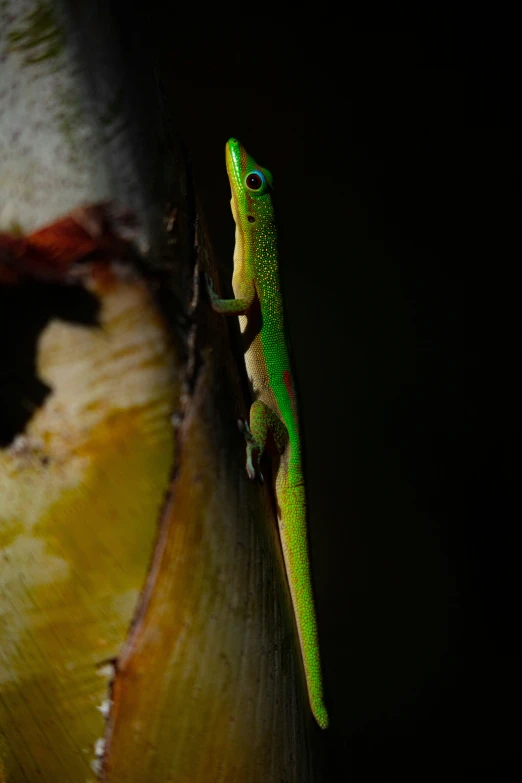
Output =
[
  {"x1": 277, "y1": 480, "x2": 329, "y2": 729},
  {"x1": 313, "y1": 699, "x2": 329, "y2": 730}
]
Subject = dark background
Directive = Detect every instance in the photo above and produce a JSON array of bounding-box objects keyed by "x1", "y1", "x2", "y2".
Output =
[{"x1": 111, "y1": 7, "x2": 521, "y2": 781}]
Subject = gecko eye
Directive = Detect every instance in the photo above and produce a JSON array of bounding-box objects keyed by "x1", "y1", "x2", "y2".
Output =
[{"x1": 245, "y1": 171, "x2": 265, "y2": 191}]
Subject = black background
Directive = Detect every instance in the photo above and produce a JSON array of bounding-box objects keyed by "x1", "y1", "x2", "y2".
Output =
[{"x1": 110, "y1": 7, "x2": 521, "y2": 780}]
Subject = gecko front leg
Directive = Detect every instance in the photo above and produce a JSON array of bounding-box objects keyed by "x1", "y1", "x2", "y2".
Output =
[{"x1": 205, "y1": 273, "x2": 254, "y2": 315}]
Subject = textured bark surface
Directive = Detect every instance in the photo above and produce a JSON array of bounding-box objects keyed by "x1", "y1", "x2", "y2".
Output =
[{"x1": 102, "y1": 257, "x2": 317, "y2": 781}]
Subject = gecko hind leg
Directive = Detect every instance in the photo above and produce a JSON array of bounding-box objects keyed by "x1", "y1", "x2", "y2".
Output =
[{"x1": 238, "y1": 400, "x2": 288, "y2": 483}]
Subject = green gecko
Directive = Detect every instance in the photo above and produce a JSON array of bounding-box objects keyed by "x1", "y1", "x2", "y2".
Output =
[{"x1": 206, "y1": 138, "x2": 328, "y2": 729}]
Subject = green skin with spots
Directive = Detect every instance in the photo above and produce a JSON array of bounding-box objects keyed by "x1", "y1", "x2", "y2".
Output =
[{"x1": 208, "y1": 138, "x2": 328, "y2": 729}]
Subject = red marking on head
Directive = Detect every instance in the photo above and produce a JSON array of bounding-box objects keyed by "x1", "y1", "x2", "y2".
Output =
[{"x1": 240, "y1": 144, "x2": 249, "y2": 177}]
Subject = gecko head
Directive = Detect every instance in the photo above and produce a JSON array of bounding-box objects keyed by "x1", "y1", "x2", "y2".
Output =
[{"x1": 226, "y1": 138, "x2": 274, "y2": 227}]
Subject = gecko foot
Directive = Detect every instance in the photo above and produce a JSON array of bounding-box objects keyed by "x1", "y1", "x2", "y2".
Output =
[{"x1": 238, "y1": 418, "x2": 264, "y2": 484}]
